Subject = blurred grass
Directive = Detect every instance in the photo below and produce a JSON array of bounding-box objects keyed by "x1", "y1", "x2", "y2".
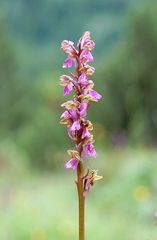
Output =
[{"x1": 0, "y1": 148, "x2": 157, "y2": 240}]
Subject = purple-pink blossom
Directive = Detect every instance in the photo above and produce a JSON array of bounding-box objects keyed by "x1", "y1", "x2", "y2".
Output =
[
  {"x1": 78, "y1": 73, "x2": 88, "y2": 86},
  {"x1": 83, "y1": 141, "x2": 97, "y2": 157},
  {"x1": 68, "y1": 109, "x2": 78, "y2": 120},
  {"x1": 80, "y1": 50, "x2": 94, "y2": 62},
  {"x1": 65, "y1": 158, "x2": 78, "y2": 169},
  {"x1": 70, "y1": 120, "x2": 81, "y2": 131},
  {"x1": 60, "y1": 110, "x2": 69, "y2": 119},
  {"x1": 82, "y1": 127, "x2": 90, "y2": 139},
  {"x1": 79, "y1": 102, "x2": 88, "y2": 117},
  {"x1": 64, "y1": 82, "x2": 73, "y2": 95},
  {"x1": 88, "y1": 89, "x2": 102, "y2": 100},
  {"x1": 63, "y1": 57, "x2": 73, "y2": 68}
]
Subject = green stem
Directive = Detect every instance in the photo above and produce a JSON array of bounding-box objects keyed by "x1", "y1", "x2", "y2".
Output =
[{"x1": 77, "y1": 163, "x2": 85, "y2": 240}]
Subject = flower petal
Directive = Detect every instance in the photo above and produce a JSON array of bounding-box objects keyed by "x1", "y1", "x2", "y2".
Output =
[{"x1": 60, "y1": 110, "x2": 70, "y2": 119}]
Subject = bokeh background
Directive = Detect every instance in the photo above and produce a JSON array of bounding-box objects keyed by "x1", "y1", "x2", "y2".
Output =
[{"x1": 0, "y1": 0, "x2": 157, "y2": 239}]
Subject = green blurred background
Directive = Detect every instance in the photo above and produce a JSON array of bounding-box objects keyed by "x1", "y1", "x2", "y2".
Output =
[{"x1": 0, "y1": 0, "x2": 157, "y2": 239}]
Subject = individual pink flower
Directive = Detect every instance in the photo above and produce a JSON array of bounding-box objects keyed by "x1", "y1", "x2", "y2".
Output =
[
  {"x1": 63, "y1": 57, "x2": 73, "y2": 68},
  {"x1": 84, "y1": 40, "x2": 95, "y2": 51},
  {"x1": 82, "y1": 127, "x2": 90, "y2": 139},
  {"x1": 67, "y1": 126, "x2": 76, "y2": 136},
  {"x1": 67, "y1": 130, "x2": 77, "y2": 143},
  {"x1": 78, "y1": 72, "x2": 88, "y2": 86},
  {"x1": 68, "y1": 108, "x2": 78, "y2": 120},
  {"x1": 65, "y1": 158, "x2": 78, "y2": 169},
  {"x1": 77, "y1": 31, "x2": 95, "y2": 51},
  {"x1": 64, "y1": 82, "x2": 73, "y2": 95},
  {"x1": 79, "y1": 102, "x2": 88, "y2": 117},
  {"x1": 60, "y1": 110, "x2": 70, "y2": 120},
  {"x1": 70, "y1": 120, "x2": 81, "y2": 131},
  {"x1": 77, "y1": 31, "x2": 90, "y2": 49},
  {"x1": 83, "y1": 141, "x2": 97, "y2": 157},
  {"x1": 80, "y1": 50, "x2": 94, "y2": 62},
  {"x1": 88, "y1": 89, "x2": 102, "y2": 100},
  {"x1": 61, "y1": 40, "x2": 76, "y2": 57}
]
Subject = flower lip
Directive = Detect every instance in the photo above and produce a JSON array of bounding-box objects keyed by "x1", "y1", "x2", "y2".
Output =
[
  {"x1": 78, "y1": 72, "x2": 88, "y2": 86},
  {"x1": 82, "y1": 127, "x2": 91, "y2": 139},
  {"x1": 60, "y1": 110, "x2": 70, "y2": 119},
  {"x1": 83, "y1": 141, "x2": 97, "y2": 157},
  {"x1": 80, "y1": 50, "x2": 94, "y2": 62},
  {"x1": 65, "y1": 158, "x2": 78, "y2": 170},
  {"x1": 63, "y1": 82, "x2": 73, "y2": 96},
  {"x1": 88, "y1": 89, "x2": 102, "y2": 100},
  {"x1": 70, "y1": 120, "x2": 81, "y2": 131},
  {"x1": 62, "y1": 57, "x2": 73, "y2": 68},
  {"x1": 68, "y1": 108, "x2": 78, "y2": 120}
]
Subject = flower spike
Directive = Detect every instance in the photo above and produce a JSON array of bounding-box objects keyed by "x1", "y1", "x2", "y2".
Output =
[{"x1": 60, "y1": 31, "x2": 102, "y2": 196}]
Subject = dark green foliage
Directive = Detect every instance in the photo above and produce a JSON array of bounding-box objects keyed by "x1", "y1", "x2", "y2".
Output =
[
  {"x1": 0, "y1": 23, "x2": 68, "y2": 169},
  {"x1": 0, "y1": 22, "x2": 27, "y2": 134},
  {"x1": 96, "y1": 3, "x2": 157, "y2": 144}
]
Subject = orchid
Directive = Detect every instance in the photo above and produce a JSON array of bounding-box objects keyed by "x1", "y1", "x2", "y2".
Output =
[{"x1": 60, "y1": 31, "x2": 102, "y2": 240}]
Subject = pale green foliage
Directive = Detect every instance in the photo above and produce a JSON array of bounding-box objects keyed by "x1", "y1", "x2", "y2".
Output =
[{"x1": 0, "y1": 149, "x2": 156, "y2": 240}]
